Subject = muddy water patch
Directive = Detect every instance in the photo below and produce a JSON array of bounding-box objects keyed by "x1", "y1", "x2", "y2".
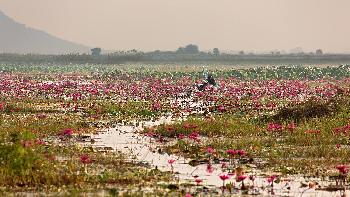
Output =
[{"x1": 84, "y1": 117, "x2": 350, "y2": 196}]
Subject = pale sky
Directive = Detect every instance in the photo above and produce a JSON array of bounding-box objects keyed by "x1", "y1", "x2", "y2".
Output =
[{"x1": 0, "y1": 0, "x2": 349, "y2": 53}]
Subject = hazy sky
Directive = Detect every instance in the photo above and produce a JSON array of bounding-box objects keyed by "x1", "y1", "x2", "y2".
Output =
[{"x1": 0, "y1": 0, "x2": 349, "y2": 53}]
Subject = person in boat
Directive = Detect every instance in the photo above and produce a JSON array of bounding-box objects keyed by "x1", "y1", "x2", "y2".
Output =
[{"x1": 196, "y1": 69, "x2": 219, "y2": 91}]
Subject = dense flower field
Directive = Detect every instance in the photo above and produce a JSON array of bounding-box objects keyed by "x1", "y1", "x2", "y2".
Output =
[{"x1": 0, "y1": 64, "x2": 349, "y2": 196}]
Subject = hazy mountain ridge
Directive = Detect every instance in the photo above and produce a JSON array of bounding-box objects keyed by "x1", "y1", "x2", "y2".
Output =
[{"x1": 0, "y1": 10, "x2": 90, "y2": 54}]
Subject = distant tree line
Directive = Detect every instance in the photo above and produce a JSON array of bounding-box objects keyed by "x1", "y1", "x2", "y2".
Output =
[{"x1": 1, "y1": 44, "x2": 350, "y2": 65}]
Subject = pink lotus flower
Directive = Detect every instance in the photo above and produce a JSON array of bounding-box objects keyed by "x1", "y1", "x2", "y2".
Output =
[
  {"x1": 344, "y1": 124, "x2": 350, "y2": 133},
  {"x1": 236, "y1": 175, "x2": 247, "y2": 182},
  {"x1": 217, "y1": 105, "x2": 225, "y2": 112},
  {"x1": 195, "y1": 178, "x2": 202, "y2": 185},
  {"x1": 145, "y1": 131, "x2": 155, "y2": 137},
  {"x1": 334, "y1": 127, "x2": 342, "y2": 135},
  {"x1": 267, "y1": 175, "x2": 277, "y2": 183},
  {"x1": 287, "y1": 122, "x2": 296, "y2": 131},
  {"x1": 35, "y1": 139, "x2": 45, "y2": 145},
  {"x1": 177, "y1": 133, "x2": 186, "y2": 139},
  {"x1": 219, "y1": 173, "x2": 230, "y2": 191},
  {"x1": 206, "y1": 163, "x2": 214, "y2": 173},
  {"x1": 190, "y1": 124, "x2": 198, "y2": 129},
  {"x1": 336, "y1": 165, "x2": 348, "y2": 175},
  {"x1": 221, "y1": 162, "x2": 228, "y2": 169},
  {"x1": 20, "y1": 140, "x2": 33, "y2": 148},
  {"x1": 188, "y1": 132, "x2": 200, "y2": 142},
  {"x1": 80, "y1": 154, "x2": 91, "y2": 164},
  {"x1": 334, "y1": 124, "x2": 350, "y2": 135},
  {"x1": 60, "y1": 128, "x2": 73, "y2": 136},
  {"x1": 152, "y1": 101, "x2": 161, "y2": 111},
  {"x1": 183, "y1": 123, "x2": 191, "y2": 129},
  {"x1": 168, "y1": 159, "x2": 176, "y2": 165},
  {"x1": 236, "y1": 150, "x2": 247, "y2": 157},
  {"x1": 226, "y1": 149, "x2": 236, "y2": 156},
  {"x1": 151, "y1": 87, "x2": 157, "y2": 93},
  {"x1": 156, "y1": 135, "x2": 165, "y2": 143},
  {"x1": 207, "y1": 147, "x2": 215, "y2": 154},
  {"x1": 219, "y1": 173, "x2": 230, "y2": 181},
  {"x1": 267, "y1": 123, "x2": 283, "y2": 132}
]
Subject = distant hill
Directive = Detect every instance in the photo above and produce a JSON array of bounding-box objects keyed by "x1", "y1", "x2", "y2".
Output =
[{"x1": 0, "y1": 10, "x2": 90, "y2": 54}]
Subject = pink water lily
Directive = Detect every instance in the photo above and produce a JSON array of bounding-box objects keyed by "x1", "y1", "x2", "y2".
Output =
[
  {"x1": 80, "y1": 154, "x2": 91, "y2": 164},
  {"x1": 60, "y1": 128, "x2": 74, "y2": 137},
  {"x1": 206, "y1": 163, "x2": 214, "y2": 173},
  {"x1": 167, "y1": 159, "x2": 176, "y2": 165},
  {"x1": 267, "y1": 175, "x2": 278, "y2": 183},
  {"x1": 188, "y1": 132, "x2": 200, "y2": 142},
  {"x1": 221, "y1": 162, "x2": 228, "y2": 169},
  {"x1": 206, "y1": 147, "x2": 215, "y2": 154},
  {"x1": 236, "y1": 150, "x2": 247, "y2": 157},
  {"x1": 219, "y1": 173, "x2": 230, "y2": 181},
  {"x1": 219, "y1": 173, "x2": 230, "y2": 192},
  {"x1": 177, "y1": 133, "x2": 186, "y2": 139},
  {"x1": 226, "y1": 149, "x2": 236, "y2": 156},
  {"x1": 287, "y1": 122, "x2": 296, "y2": 131},
  {"x1": 236, "y1": 175, "x2": 247, "y2": 182},
  {"x1": 217, "y1": 105, "x2": 225, "y2": 112},
  {"x1": 336, "y1": 165, "x2": 348, "y2": 175},
  {"x1": 267, "y1": 122, "x2": 283, "y2": 132},
  {"x1": 168, "y1": 158, "x2": 176, "y2": 173},
  {"x1": 1, "y1": 66, "x2": 349, "y2": 193},
  {"x1": 183, "y1": 123, "x2": 191, "y2": 129},
  {"x1": 195, "y1": 178, "x2": 202, "y2": 185}
]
